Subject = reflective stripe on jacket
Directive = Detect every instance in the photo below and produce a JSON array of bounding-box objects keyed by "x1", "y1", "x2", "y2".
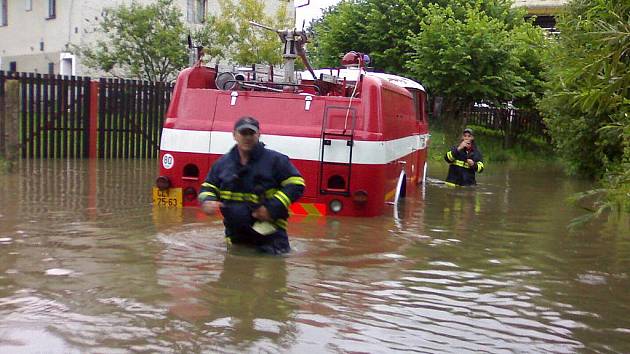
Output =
[{"x1": 444, "y1": 144, "x2": 484, "y2": 186}]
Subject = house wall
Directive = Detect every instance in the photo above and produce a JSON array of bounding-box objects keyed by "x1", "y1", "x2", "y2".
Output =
[
  {"x1": 0, "y1": 0, "x2": 295, "y2": 76},
  {"x1": 513, "y1": 0, "x2": 568, "y2": 15}
]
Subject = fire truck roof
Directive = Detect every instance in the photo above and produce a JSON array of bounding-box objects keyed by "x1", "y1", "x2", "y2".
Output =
[{"x1": 300, "y1": 68, "x2": 425, "y2": 92}]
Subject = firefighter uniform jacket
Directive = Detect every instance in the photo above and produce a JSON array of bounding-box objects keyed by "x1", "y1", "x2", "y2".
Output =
[
  {"x1": 198, "y1": 143, "x2": 305, "y2": 235},
  {"x1": 444, "y1": 144, "x2": 485, "y2": 186}
]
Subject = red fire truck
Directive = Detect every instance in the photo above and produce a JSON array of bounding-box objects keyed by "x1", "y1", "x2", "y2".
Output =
[{"x1": 153, "y1": 26, "x2": 429, "y2": 217}]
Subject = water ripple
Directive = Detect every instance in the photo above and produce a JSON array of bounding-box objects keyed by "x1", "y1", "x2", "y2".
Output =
[{"x1": 1, "y1": 159, "x2": 628, "y2": 353}]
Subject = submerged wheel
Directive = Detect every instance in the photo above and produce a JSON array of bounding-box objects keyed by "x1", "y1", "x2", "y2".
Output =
[
  {"x1": 394, "y1": 171, "x2": 407, "y2": 204},
  {"x1": 399, "y1": 176, "x2": 407, "y2": 198}
]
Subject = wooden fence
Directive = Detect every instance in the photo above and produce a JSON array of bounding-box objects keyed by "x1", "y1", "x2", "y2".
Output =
[
  {"x1": 98, "y1": 78, "x2": 173, "y2": 159},
  {"x1": 462, "y1": 106, "x2": 548, "y2": 142},
  {"x1": 0, "y1": 71, "x2": 173, "y2": 159}
]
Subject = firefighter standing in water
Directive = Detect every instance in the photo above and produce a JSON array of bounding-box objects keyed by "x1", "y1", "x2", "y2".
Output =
[
  {"x1": 444, "y1": 128, "x2": 485, "y2": 186},
  {"x1": 198, "y1": 116, "x2": 305, "y2": 254}
]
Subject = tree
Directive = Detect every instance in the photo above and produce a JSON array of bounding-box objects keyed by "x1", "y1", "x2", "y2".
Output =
[
  {"x1": 209, "y1": 0, "x2": 293, "y2": 66},
  {"x1": 309, "y1": 0, "x2": 427, "y2": 72},
  {"x1": 538, "y1": 0, "x2": 629, "y2": 214},
  {"x1": 510, "y1": 24, "x2": 549, "y2": 109},
  {"x1": 78, "y1": 0, "x2": 188, "y2": 82},
  {"x1": 309, "y1": 0, "x2": 547, "y2": 114},
  {"x1": 404, "y1": 1, "x2": 547, "y2": 116},
  {"x1": 308, "y1": 1, "x2": 367, "y2": 68},
  {"x1": 309, "y1": 0, "x2": 530, "y2": 72},
  {"x1": 190, "y1": 13, "x2": 236, "y2": 65}
]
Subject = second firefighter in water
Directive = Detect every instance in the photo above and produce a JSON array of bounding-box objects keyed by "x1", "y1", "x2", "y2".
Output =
[{"x1": 444, "y1": 128, "x2": 485, "y2": 186}]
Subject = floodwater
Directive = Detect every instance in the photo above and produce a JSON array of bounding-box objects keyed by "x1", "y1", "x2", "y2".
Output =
[{"x1": 0, "y1": 159, "x2": 628, "y2": 353}]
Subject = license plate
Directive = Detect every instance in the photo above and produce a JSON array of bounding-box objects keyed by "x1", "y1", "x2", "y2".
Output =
[{"x1": 152, "y1": 187, "x2": 182, "y2": 208}]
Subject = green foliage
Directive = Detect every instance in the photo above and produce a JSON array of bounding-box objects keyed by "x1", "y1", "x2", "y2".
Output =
[
  {"x1": 427, "y1": 129, "x2": 453, "y2": 163},
  {"x1": 77, "y1": 0, "x2": 188, "y2": 82},
  {"x1": 309, "y1": 0, "x2": 431, "y2": 71},
  {"x1": 538, "y1": 0, "x2": 629, "y2": 216},
  {"x1": 310, "y1": 0, "x2": 547, "y2": 114},
  {"x1": 510, "y1": 24, "x2": 550, "y2": 109},
  {"x1": 309, "y1": 0, "x2": 523, "y2": 72},
  {"x1": 308, "y1": 1, "x2": 369, "y2": 68},
  {"x1": 213, "y1": 0, "x2": 293, "y2": 65},
  {"x1": 539, "y1": 0, "x2": 628, "y2": 177},
  {"x1": 77, "y1": 0, "x2": 292, "y2": 78},
  {"x1": 191, "y1": 13, "x2": 237, "y2": 64},
  {"x1": 406, "y1": 1, "x2": 547, "y2": 112}
]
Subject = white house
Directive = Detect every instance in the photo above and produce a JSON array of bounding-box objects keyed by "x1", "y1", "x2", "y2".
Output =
[
  {"x1": 0, "y1": 0, "x2": 295, "y2": 76},
  {"x1": 513, "y1": 0, "x2": 568, "y2": 32}
]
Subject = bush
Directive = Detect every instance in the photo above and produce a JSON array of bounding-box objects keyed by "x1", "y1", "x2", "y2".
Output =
[{"x1": 538, "y1": 0, "x2": 629, "y2": 218}]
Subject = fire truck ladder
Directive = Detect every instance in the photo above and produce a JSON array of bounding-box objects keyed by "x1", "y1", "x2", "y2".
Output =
[{"x1": 319, "y1": 105, "x2": 357, "y2": 196}]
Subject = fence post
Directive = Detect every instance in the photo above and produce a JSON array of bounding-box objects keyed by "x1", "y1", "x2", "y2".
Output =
[
  {"x1": 504, "y1": 109, "x2": 513, "y2": 148},
  {"x1": 0, "y1": 77, "x2": 5, "y2": 159},
  {"x1": 3, "y1": 80, "x2": 20, "y2": 163},
  {"x1": 89, "y1": 81, "x2": 99, "y2": 159}
]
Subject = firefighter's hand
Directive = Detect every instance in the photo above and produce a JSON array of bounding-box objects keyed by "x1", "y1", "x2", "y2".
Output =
[
  {"x1": 201, "y1": 200, "x2": 222, "y2": 215},
  {"x1": 466, "y1": 159, "x2": 475, "y2": 167},
  {"x1": 458, "y1": 140, "x2": 471, "y2": 150},
  {"x1": 252, "y1": 206, "x2": 272, "y2": 222}
]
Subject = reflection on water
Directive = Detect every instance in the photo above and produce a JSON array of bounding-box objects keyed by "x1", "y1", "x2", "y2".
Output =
[{"x1": 0, "y1": 159, "x2": 628, "y2": 353}]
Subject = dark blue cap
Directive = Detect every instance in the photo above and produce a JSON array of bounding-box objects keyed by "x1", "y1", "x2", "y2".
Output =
[{"x1": 234, "y1": 116, "x2": 260, "y2": 133}]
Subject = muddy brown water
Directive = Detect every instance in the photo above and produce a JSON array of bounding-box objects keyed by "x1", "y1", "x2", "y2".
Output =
[{"x1": 0, "y1": 159, "x2": 628, "y2": 353}]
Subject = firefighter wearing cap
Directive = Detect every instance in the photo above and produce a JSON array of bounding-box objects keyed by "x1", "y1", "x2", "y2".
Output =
[
  {"x1": 444, "y1": 128, "x2": 485, "y2": 186},
  {"x1": 198, "y1": 116, "x2": 305, "y2": 254}
]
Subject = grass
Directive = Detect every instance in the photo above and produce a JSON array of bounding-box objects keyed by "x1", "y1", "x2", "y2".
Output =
[
  {"x1": 427, "y1": 124, "x2": 557, "y2": 164},
  {"x1": 0, "y1": 158, "x2": 11, "y2": 173}
]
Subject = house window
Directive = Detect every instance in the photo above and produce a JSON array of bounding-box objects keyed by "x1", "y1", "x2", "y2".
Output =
[
  {"x1": 25, "y1": 0, "x2": 32, "y2": 11},
  {"x1": 48, "y1": 63, "x2": 55, "y2": 75},
  {"x1": 187, "y1": 0, "x2": 206, "y2": 24},
  {"x1": 9, "y1": 61, "x2": 17, "y2": 72},
  {"x1": 196, "y1": 0, "x2": 206, "y2": 23},
  {"x1": 1, "y1": 0, "x2": 8, "y2": 26},
  {"x1": 47, "y1": 0, "x2": 56, "y2": 19}
]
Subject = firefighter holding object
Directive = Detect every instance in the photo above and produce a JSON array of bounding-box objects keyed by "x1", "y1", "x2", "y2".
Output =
[
  {"x1": 444, "y1": 128, "x2": 485, "y2": 186},
  {"x1": 198, "y1": 116, "x2": 305, "y2": 254}
]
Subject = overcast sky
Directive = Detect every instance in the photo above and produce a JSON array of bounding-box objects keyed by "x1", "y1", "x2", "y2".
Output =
[{"x1": 294, "y1": 0, "x2": 341, "y2": 28}]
